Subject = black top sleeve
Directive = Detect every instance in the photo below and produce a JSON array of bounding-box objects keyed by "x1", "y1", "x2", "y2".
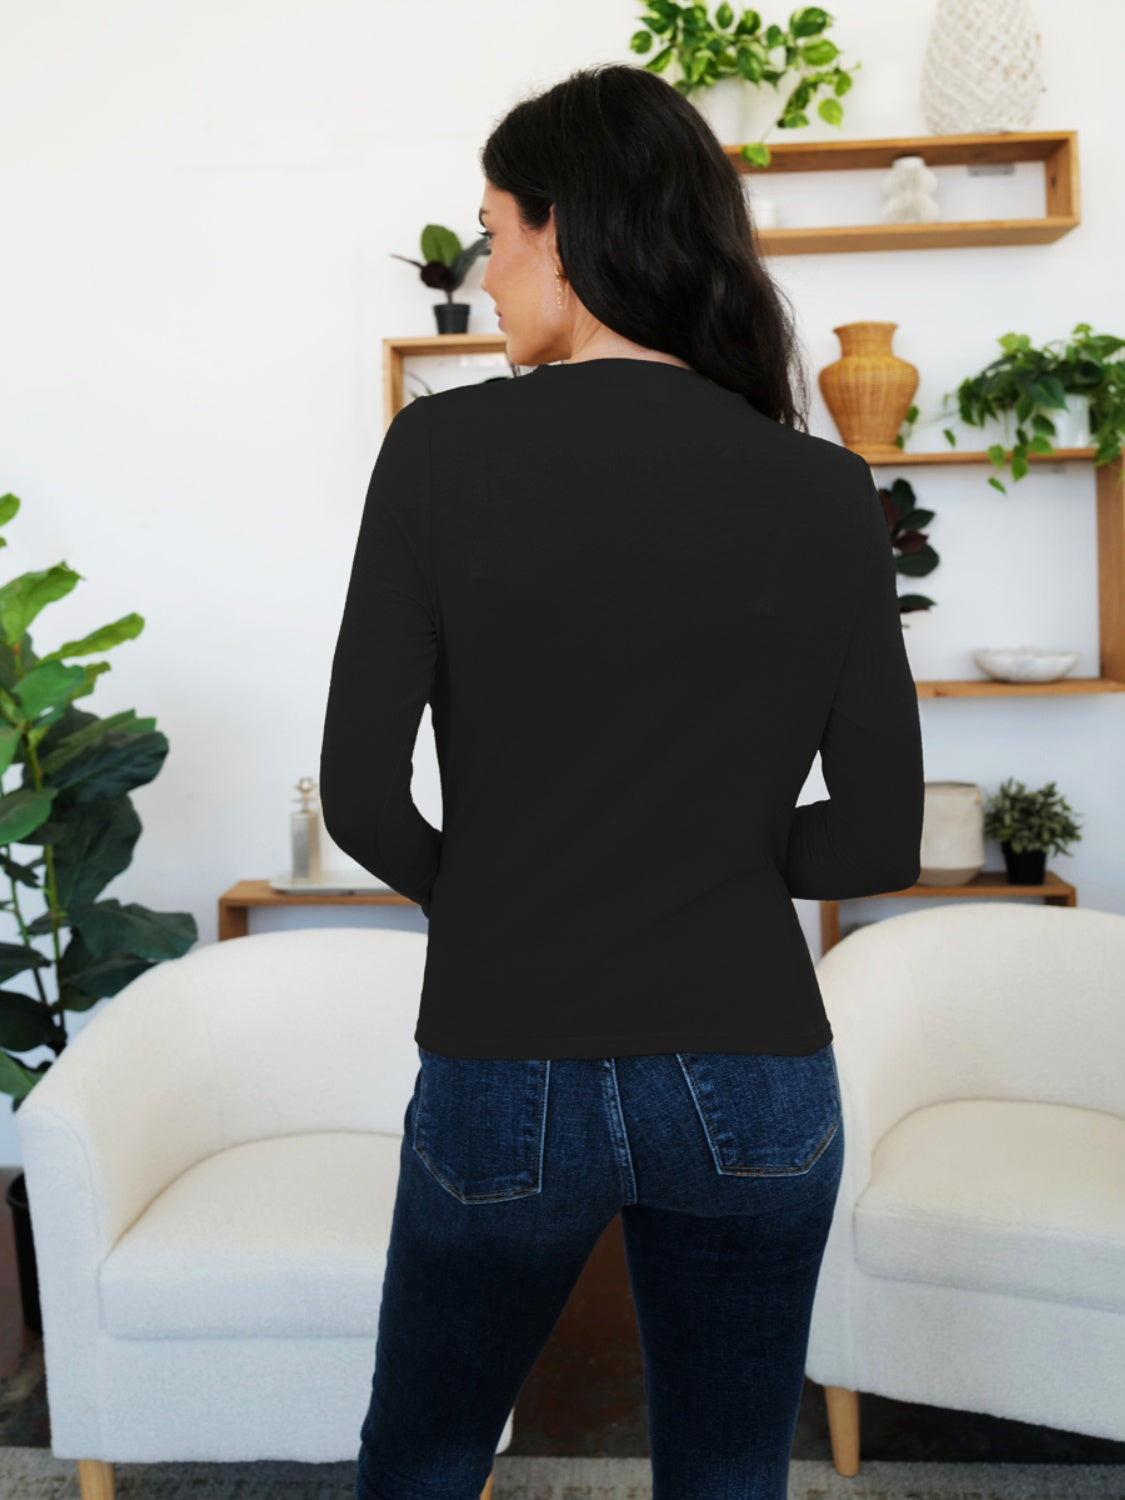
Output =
[
  {"x1": 319, "y1": 397, "x2": 441, "y2": 915},
  {"x1": 783, "y1": 461, "x2": 925, "y2": 900}
]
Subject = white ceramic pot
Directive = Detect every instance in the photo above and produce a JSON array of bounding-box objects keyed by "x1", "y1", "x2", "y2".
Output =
[
  {"x1": 919, "y1": 781, "x2": 986, "y2": 886},
  {"x1": 691, "y1": 77, "x2": 776, "y2": 146},
  {"x1": 1049, "y1": 393, "x2": 1093, "y2": 449}
]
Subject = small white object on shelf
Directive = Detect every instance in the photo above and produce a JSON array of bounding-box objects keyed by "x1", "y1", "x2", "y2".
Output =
[{"x1": 973, "y1": 647, "x2": 1079, "y2": 683}]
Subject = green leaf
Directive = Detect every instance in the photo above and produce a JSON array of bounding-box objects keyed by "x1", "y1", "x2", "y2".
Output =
[
  {"x1": 0, "y1": 990, "x2": 58, "y2": 1052},
  {"x1": 13, "y1": 659, "x2": 88, "y2": 722},
  {"x1": 66, "y1": 899, "x2": 197, "y2": 962},
  {"x1": 0, "y1": 1050, "x2": 43, "y2": 1103},
  {"x1": 715, "y1": 2, "x2": 734, "y2": 25},
  {"x1": 0, "y1": 941, "x2": 53, "y2": 984},
  {"x1": 0, "y1": 495, "x2": 20, "y2": 528},
  {"x1": 817, "y1": 96, "x2": 843, "y2": 125},
  {"x1": 739, "y1": 141, "x2": 772, "y2": 165},
  {"x1": 802, "y1": 37, "x2": 839, "y2": 64},
  {"x1": 58, "y1": 930, "x2": 154, "y2": 1000},
  {"x1": 27, "y1": 795, "x2": 141, "y2": 911},
  {"x1": 790, "y1": 6, "x2": 830, "y2": 36},
  {"x1": 0, "y1": 725, "x2": 20, "y2": 778},
  {"x1": 34, "y1": 612, "x2": 144, "y2": 667},
  {"x1": 419, "y1": 224, "x2": 462, "y2": 268},
  {"x1": 0, "y1": 787, "x2": 55, "y2": 846},
  {"x1": 0, "y1": 564, "x2": 82, "y2": 649}
]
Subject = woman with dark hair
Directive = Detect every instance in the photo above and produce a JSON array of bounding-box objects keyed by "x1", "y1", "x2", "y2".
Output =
[{"x1": 320, "y1": 61, "x2": 924, "y2": 1500}]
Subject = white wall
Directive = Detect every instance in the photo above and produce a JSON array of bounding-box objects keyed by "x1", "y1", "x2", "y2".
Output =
[{"x1": 1, "y1": 1, "x2": 1122, "y2": 1165}]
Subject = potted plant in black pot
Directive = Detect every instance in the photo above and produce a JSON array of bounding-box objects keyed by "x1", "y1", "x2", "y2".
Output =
[
  {"x1": 983, "y1": 777, "x2": 1083, "y2": 885},
  {"x1": 0, "y1": 490, "x2": 198, "y2": 1331},
  {"x1": 390, "y1": 222, "x2": 491, "y2": 334}
]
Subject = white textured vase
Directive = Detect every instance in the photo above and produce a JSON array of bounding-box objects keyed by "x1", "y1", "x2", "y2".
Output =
[
  {"x1": 919, "y1": 781, "x2": 986, "y2": 886},
  {"x1": 920, "y1": 0, "x2": 1045, "y2": 134}
]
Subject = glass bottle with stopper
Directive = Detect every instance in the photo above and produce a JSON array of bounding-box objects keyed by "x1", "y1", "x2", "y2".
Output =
[{"x1": 290, "y1": 776, "x2": 323, "y2": 882}]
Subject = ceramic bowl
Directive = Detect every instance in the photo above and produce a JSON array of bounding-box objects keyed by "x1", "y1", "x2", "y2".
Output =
[{"x1": 972, "y1": 647, "x2": 1079, "y2": 683}]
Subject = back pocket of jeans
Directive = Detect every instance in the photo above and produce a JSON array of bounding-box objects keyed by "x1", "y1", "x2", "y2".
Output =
[
  {"x1": 676, "y1": 1045, "x2": 841, "y2": 1177},
  {"x1": 411, "y1": 1046, "x2": 550, "y2": 1203}
]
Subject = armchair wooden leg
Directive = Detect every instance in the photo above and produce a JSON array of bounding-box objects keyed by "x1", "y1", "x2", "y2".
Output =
[
  {"x1": 76, "y1": 1459, "x2": 115, "y2": 1499},
  {"x1": 479, "y1": 1468, "x2": 494, "y2": 1500},
  {"x1": 823, "y1": 1384, "x2": 860, "y2": 1476}
]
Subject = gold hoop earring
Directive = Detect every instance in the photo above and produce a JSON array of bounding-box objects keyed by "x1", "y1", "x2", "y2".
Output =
[{"x1": 555, "y1": 265, "x2": 569, "y2": 310}]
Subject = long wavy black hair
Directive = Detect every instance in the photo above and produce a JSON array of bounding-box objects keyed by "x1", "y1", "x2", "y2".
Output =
[{"x1": 479, "y1": 61, "x2": 810, "y2": 429}]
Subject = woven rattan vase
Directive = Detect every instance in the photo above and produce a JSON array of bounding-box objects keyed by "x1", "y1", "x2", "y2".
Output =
[{"x1": 819, "y1": 322, "x2": 919, "y2": 458}]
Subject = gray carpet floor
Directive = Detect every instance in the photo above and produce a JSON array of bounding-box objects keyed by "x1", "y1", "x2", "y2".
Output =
[{"x1": 1, "y1": 1450, "x2": 1125, "y2": 1499}]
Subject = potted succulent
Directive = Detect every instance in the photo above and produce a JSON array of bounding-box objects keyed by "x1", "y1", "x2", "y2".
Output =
[
  {"x1": 391, "y1": 223, "x2": 491, "y2": 334},
  {"x1": 877, "y1": 475, "x2": 940, "y2": 621},
  {"x1": 897, "y1": 323, "x2": 1125, "y2": 493},
  {"x1": 630, "y1": 3, "x2": 861, "y2": 165},
  {"x1": 982, "y1": 777, "x2": 1082, "y2": 885},
  {"x1": 0, "y1": 491, "x2": 198, "y2": 1330}
]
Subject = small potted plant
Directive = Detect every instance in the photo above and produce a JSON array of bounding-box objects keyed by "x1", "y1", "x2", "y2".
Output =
[
  {"x1": 982, "y1": 777, "x2": 1082, "y2": 885},
  {"x1": 897, "y1": 323, "x2": 1125, "y2": 493},
  {"x1": 630, "y1": 3, "x2": 861, "y2": 166},
  {"x1": 391, "y1": 223, "x2": 490, "y2": 334},
  {"x1": 876, "y1": 475, "x2": 940, "y2": 621},
  {"x1": 0, "y1": 490, "x2": 198, "y2": 1331}
]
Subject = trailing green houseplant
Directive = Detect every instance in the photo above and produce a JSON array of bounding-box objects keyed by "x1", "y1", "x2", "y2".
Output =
[
  {"x1": 630, "y1": 3, "x2": 861, "y2": 165},
  {"x1": 982, "y1": 777, "x2": 1082, "y2": 886},
  {"x1": 0, "y1": 491, "x2": 198, "y2": 1113},
  {"x1": 897, "y1": 323, "x2": 1125, "y2": 493}
]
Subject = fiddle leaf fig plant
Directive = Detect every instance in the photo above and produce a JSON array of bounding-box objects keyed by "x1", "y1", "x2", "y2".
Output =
[
  {"x1": 0, "y1": 491, "x2": 198, "y2": 1111},
  {"x1": 630, "y1": 3, "x2": 861, "y2": 165},
  {"x1": 983, "y1": 778, "x2": 1082, "y2": 857},
  {"x1": 390, "y1": 223, "x2": 490, "y2": 303}
]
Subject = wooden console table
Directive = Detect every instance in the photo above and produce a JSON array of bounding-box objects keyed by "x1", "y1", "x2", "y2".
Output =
[
  {"x1": 819, "y1": 868, "x2": 1077, "y2": 953},
  {"x1": 218, "y1": 879, "x2": 415, "y2": 941}
]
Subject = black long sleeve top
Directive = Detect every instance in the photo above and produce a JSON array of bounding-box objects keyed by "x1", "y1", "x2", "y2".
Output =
[{"x1": 319, "y1": 357, "x2": 925, "y2": 1059}]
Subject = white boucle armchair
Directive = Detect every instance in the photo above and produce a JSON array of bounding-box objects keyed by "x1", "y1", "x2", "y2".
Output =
[
  {"x1": 805, "y1": 900, "x2": 1125, "y2": 1473},
  {"x1": 15, "y1": 926, "x2": 513, "y2": 1500}
]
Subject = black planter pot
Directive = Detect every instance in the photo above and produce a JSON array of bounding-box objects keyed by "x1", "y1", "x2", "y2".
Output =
[
  {"x1": 5, "y1": 1170, "x2": 41, "y2": 1333},
  {"x1": 1001, "y1": 840, "x2": 1047, "y2": 885},
  {"x1": 434, "y1": 301, "x2": 470, "y2": 334}
]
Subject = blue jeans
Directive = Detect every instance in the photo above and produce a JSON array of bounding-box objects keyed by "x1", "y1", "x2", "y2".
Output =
[{"x1": 356, "y1": 1042, "x2": 845, "y2": 1500}]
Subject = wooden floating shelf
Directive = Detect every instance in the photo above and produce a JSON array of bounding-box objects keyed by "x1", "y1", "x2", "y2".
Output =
[
  {"x1": 853, "y1": 448, "x2": 1125, "y2": 698},
  {"x1": 725, "y1": 130, "x2": 1080, "y2": 255},
  {"x1": 860, "y1": 446, "x2": 1102, "y2": 465}
]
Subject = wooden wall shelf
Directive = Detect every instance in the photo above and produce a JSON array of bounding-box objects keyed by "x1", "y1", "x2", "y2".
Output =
[
  {"x1": 818, "y1": 869, "x2": 1076, "y2": 953},
  {"x1": 859, "y1": 448, "x2": 1125, "y2": 697},
  {"x1": 724, "y1": 130, "x2": 1080, "y2": 255}
]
